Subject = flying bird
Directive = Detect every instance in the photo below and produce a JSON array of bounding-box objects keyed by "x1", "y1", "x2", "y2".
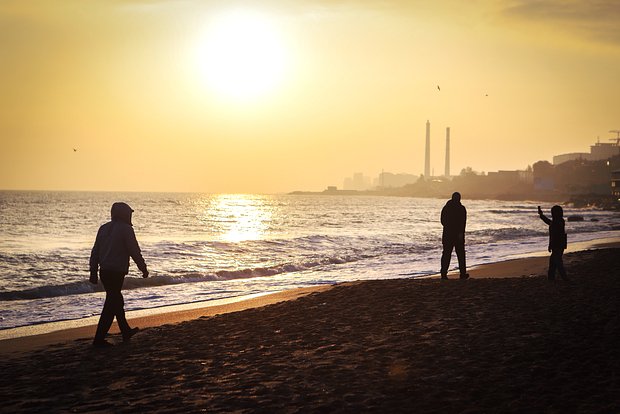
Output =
[
  {"x1": 73, "y1": 148, "x2": 77, "y2": 152},
  {"x1": 437, "y1": 85, "x2": 441, "y2": 91}
]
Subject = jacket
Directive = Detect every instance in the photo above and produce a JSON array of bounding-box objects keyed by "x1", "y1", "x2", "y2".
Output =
[
  {"x1": 441, "y1": 199, "x2": 467, "y2": 238},
  {"x1": 539, "y1": 214, "x2": 567, "y2": 250},
  {"x1": 89, "y1": 220, "x2": 147, "y2": 276}
]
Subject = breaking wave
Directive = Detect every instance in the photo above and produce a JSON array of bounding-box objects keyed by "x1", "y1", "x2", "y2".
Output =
[{"x1": 0, "y1": 253, "x2": 374, "y2": 301}]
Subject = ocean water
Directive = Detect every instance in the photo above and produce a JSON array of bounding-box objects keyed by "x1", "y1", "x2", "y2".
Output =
[{"x1": 1, "y1": 191, "x2": 619, "y2": 330}]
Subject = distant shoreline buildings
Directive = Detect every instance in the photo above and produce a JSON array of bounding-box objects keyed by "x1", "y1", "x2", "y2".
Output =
[
  {"x1": 343, "y1": 120, "x2": 452, "y2": 190},
  {"x1": 343, "y1": 171, "x2": 420, "y2": 191},
  {"x1": 553, "y1": 137, "x2": 620, "y2": 165},
  {"x1": 331, "y1": 125, "x2": 620, "y2": 202}
]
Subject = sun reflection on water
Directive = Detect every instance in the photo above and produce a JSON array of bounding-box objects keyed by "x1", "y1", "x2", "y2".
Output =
[{"x1": 210, "y1": 194, "x2": 272, "y2": 242}]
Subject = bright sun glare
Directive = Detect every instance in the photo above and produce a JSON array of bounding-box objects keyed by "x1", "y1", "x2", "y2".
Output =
[
  {"x1": 211, "y1": 194, "x2": 271, "y2": 242},
  {"x1": 196, "y1": 10, "x2": 288, "y2": 102}
]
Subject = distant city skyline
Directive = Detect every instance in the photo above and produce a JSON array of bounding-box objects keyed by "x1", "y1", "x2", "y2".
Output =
[{"x1": 339, "y1": 134, "x2": 619, "y2": 192}]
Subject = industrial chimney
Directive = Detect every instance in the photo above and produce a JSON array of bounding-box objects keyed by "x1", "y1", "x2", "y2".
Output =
[
  {"x1": 425, "y1": 120, "x2": 430, "y2": 177},
  {"x1": 445, "y1": 127, "x2": 450, "y2": 177}
]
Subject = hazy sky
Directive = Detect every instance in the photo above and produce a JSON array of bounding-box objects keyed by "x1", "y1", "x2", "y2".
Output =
[{"x1": 1, "y1": 0, "x2": 619, "y2": 193}]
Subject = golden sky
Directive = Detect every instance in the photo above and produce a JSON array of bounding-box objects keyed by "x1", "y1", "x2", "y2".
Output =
[{"x1": 1, "y1": 0, "x2": 619, "y2": 193}]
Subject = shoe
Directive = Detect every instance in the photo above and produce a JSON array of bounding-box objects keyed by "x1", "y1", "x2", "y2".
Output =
[
  {"x1": 123, "y1": 327, "x2": 140, "y2": 342},
  {"x1": 441, "y1": 274, "x2": 448, "y2": 280},
  {"x1": 459, "y1": 273, "x2": 470, "y2": 280},
  {"x1": 93, "y1": 340, "x2": 114, "y2": 348}
]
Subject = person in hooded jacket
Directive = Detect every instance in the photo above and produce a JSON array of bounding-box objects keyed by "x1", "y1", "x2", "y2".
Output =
[
  {"x1": 538, "y1": 205, "x2": 569, "y2": 281},
  {"x1": 440, "y1": 192, "x2": 469, "y2": 280},
  {"x1": 90, "y1": 202, "x2": 149, "y2": 348}
]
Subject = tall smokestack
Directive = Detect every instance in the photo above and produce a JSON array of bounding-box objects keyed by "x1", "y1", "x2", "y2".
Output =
[
  {"x1": 425, "y1": 120, "x2": 430, "y2": 177},
  {"x1": 445, "y1": 127, "x2": 450, "y2": 177}
]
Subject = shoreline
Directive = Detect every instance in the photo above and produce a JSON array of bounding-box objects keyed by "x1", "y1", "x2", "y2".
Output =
[
  {"x1": 0, "y1": 286, "x2": 332, "y2": 355},
  {"x1": 2, "y1": 236, "x2": 619, "y2": 356},
  {"x1": 2, "y1": 246, "x2": 620, "y2": 412},
  {"x1": 0, "y1": 291, "x2": 280, "y2": 341}
]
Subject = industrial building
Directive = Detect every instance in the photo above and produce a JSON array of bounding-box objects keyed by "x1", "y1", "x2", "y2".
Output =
[{"x1": 554, "y1": 137, "x2": 620, "y2": 165}]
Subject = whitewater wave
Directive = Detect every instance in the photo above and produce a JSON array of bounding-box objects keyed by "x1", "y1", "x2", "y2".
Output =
[
  {"x1": 469, "y1": 227, "x2": 548, "y2": 241},
  {"x1": 0, "y1": 252, "x2": 376, "y2": 301},
  {"x1": 488, "y1": 209, "x2": 535, "y2": 215}
]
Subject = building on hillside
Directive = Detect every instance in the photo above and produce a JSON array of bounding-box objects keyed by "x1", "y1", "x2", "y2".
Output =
[
  {"x1": 590, "y1": 142, "x2": 620, "y2": 161},
  {"x1": 374, "y1": 172, "x2": 418, "y2": 188},
  {"x1": 484, "y1": 169, "x2": 534, "y2": 194},
  {"x1": 612, "y1": 170, "x2": 620, "y2": 198},
  {"x1": 487, "y1": 170, "x2": 533, "y2": 184},
  {"x1": 553, "y1": 153, "x2": 590, "y2": 165},
  {"x1": 554, "y1": 140, "x2": 620, "y2": 165}
]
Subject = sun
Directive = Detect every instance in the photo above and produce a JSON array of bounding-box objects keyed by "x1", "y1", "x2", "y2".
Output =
[{"x1": 196, "y1": 10, "x2": 288, "y2": 102}]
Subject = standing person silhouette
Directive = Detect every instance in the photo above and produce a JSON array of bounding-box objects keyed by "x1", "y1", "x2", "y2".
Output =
[
  {"x1": 89, "y1": 202, "x2": 149, "y2": 348},
  {"x1": 538, "y1": 205, "x2": 568, "y2": 281},
  {"x1": 440, "y1": 192, "x2": 469, "y2": 280}
]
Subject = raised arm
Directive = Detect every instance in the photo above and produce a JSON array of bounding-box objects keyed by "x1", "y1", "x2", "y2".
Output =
[{"x1": 538, "y1": 206, "x2": 551, "y2": 225}]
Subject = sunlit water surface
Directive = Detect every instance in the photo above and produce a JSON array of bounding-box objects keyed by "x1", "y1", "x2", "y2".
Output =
[{"x1": 1, "y1": 191, "x2": 619, "y2": 329}]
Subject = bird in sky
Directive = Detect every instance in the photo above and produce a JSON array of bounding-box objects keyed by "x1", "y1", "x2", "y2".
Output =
[
  {"x1": 73, "y1": 148, "x2": 77, "y2": 152},
  {"x1": 437, "y1": 85, "x2": 441, "y2": 91}
]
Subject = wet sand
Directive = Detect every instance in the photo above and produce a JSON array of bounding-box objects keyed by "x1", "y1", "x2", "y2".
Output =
[{"x1": 1, "y1": 247, "x2": 620, "y2": 412}]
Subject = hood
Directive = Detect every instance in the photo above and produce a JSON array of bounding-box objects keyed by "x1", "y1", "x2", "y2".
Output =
[
  {"x1": 451, "y1": 192, "x2": 461, "y2": 204},
  {"x1": 111, "y1": 202, "x2": 134, "y2": 225},
  {"x1": 445, "y1": 199, "x2": 461, "y2": 208}
]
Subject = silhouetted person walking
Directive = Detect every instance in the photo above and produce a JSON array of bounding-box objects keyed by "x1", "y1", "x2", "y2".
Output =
[
  {"x1": 538, "y1": 205, "x2": 568, "y2": 281},
  {"x1": 90, "y1": 202, "x2": 149, "y2": 348},
  {"x1": 440, "y1": 192, "x2": 469, "y2": 280}
]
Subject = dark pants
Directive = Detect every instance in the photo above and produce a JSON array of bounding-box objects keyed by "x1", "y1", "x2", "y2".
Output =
[
  {"x1": 94, "y1": 270, "x2": 130, "y2": 342},
  {"x1": 548, "y1": 249, "x2": 568, "y2": 280},
  {"x1": 441, "y1": 236, "x2": 466, "y2": 276}
]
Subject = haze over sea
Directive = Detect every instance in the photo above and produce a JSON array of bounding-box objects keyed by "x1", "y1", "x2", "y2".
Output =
[{"x1": 1, "y1": 191, "x2": 619, "y2": 330}]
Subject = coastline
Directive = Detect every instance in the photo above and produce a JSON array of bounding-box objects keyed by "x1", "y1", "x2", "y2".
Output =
[
  {"x1": 467, "y1": 236, "x2": 620, "y2": 278},
  {"x1": 0, "y1": 286, "x2": 332, "y2": 355},
  {"x1": 2, "y1": 236, "x2": 619, "y2": 356},
  {"x1": 2, "y1": 244, "x2": 620, "y2": 412}
]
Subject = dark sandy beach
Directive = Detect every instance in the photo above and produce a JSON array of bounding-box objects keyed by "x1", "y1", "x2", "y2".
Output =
[{"x1": 1, "y1": 248, "x2": 620, "y2": 413}]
